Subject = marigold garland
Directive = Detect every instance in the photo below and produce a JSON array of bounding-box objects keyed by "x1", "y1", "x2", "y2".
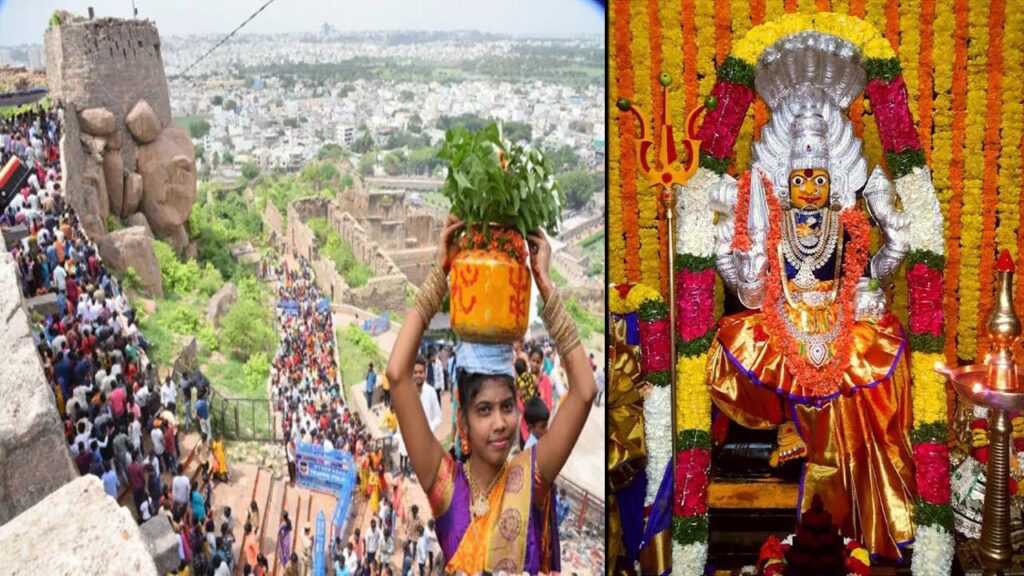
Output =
[
  {"x1": 676, "y1": 353, "x2": 712, "y2": 432},
  {"x1": 760, "y1": 182, "x2": 873, "y2": 396},
  {"x1": 617, "y1": 0, "x2": 641, "y2": 284},
  {"x1": 631, "y1": 0, "x2": 659, "y2": 289},
  {"x1": 944, "y1": 0, "x2": 968, "y2": 363},
  {"x1": 976, "y1": 0, "x2": 1005, "y2": 359},
  {"x1": 910, "y1": 352, "x2": 947, "y2": 428},
  {"x1": 958, "y1": 0, "x2": 987, "y2": 359},
  {"x1": 998, "y1": 2, "x2": 1023, "y2": 266}
]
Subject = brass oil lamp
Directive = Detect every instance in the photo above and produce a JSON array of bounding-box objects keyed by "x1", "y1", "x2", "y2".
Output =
[{"x1": 938, "y1": 249, "x2": 1024, "y2": 575}]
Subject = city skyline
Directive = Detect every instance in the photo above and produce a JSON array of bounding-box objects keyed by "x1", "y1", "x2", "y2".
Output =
[{"x1": 0, "y1": 0, "x2": 605, "y2": 46}]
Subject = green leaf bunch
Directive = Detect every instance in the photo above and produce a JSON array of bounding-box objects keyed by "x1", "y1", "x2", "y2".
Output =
[{"x1": 437, "y1": 122, "x2": 564, "y2": 237}]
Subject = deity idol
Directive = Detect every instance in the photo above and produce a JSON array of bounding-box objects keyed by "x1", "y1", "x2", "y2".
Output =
[{"x1": 707, "y1": 80, "x2": 915, "y2": 559}]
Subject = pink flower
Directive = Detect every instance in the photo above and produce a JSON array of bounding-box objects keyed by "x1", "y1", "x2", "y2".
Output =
[
  {"x1": 639, "y1": 318, "x2": 672, "y2": 372},
  {"x1": 676, "y1": 268, "x2": 715, "y2": 341},
  {"x1": 865, "y1": 77, "x2": 920, "y2": 153},
  {"x1": 697, "y1": 81, "x2": 755, "y2": 159},
  {"x1": 907, "y1": 263, "x2": 944, "y2": 337},
  {"x1": 914, "y1": 441, "x2": 951, "y2": 505},
  {"x1": 674, "y1": 448, "x2": 711, "y2": 516}
]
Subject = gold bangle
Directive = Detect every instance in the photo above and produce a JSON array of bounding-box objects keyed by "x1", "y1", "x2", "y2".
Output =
[
  {"x1": 542, "y1": 290, "x2": 581, "y2": 358},
  {"x1": 414, "y1": 264, "x2": 448, "y2": 326}
]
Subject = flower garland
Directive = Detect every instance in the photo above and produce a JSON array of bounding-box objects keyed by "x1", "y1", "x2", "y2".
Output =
[
  {"x1": 617, "y1": 0, "x2": 641, "y2": 284},
  {"x1": 958, "y1": 0, "x2": 989, "y2": 359},
  {"x1": 976, "y1": 0, "x2": 1004, "y2": 360},
  {"x1": 998, "y1": 2, "x2": 1023, "y2": 266},
  {"x1": 608, "y1": 0, "x2": 625, "y2": 284},
  {"x1": 944, "y1": 0, "x2": 968, "y2": 363},
  {"x1": 634, "y1": 0, "x2": 661, "y2": 290},
  {"x1": 760, "y1": 184, "x2": 873, "y2": 397},
  {"x1": 916, "y1": 0, "x2": 934, "y2": 163}
]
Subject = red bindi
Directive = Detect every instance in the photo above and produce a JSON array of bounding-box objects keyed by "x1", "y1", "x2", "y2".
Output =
[{"x1": 803, "y1": 169, "x2": 814, "y2": 177}]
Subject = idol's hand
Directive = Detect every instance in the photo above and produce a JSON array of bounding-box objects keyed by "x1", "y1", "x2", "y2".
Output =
[
  {"x1": 734, "y1": 242, "x2": 768, "y2": 285},
  {"x1": 863, "y1": 167, "x2": 909, "y2": 248}
]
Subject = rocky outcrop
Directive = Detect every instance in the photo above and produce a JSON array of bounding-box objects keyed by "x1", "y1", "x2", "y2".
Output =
[
  {"x1": 96, "y1": 226, "x2": 163, "y2": 297},
  {"x1": 77, "y1": 107, "x2": 115, "y2": 136},
  {"x1": 127, "y1": 212, "x2": 153, "y2": 237},
  {"x1": 124, "y1": 172, "x2": 143, "y2": 215},
  {"x1": 136, "y1": 125, "x2": 196, "y2": 240},
  {"x1": 0, "y1": 476, "x2": 159, "y2": 575},
  {"x1": 46, "y1": 16, "x2": 196, "y2": 250},
  {"x1": 103, "y1": 151, "x2": 125, "y2": 218},
  {"x1": 206, "y1": 282, "x2": 238, "y2": 327},
  {"x1": 0, "y1": 252, "x2": 78, "y2": 526},
  {"x1": 138, "y1": 515, "x2": 180, "y2": 574},
  {"x1": 126, "y1": 99, "x2": 160, "y2": 144}
]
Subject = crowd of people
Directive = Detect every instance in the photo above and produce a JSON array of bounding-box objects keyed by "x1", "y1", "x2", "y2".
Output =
[{"x1": 3, "y1": 106, "x2": 244, "y2": 576}]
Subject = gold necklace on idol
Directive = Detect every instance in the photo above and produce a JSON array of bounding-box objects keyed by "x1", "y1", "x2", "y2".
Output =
[{"x1": 465, "y1": 458, "x2": 507, "y2": 519}]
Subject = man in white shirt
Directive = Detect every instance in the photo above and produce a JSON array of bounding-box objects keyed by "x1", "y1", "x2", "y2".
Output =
[
  {"x1": 415, "y1": 356, "x2": 442, "y2": 435},
  {"x1": 431, "y1": 351, "x2": 445, "y2": 403},
  {"x1": 365, "y1": 519, "x2": 383, "y2": 565},
  {"x1": 172, "y1": 466, "x2": 190, "y2": 508},
  {"x1": 161, "y1": 378, "x2": 177, "y2": 408}
]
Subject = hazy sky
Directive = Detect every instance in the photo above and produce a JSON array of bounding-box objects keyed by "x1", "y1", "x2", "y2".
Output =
[{"x1": 0, "y1": 0, "x2": 605, "y2": 46}]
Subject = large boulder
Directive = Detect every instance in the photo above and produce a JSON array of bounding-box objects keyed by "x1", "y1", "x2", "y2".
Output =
[
  {"x1": 82, "y1": 159, "x2": 109, "y2": 221},
  {"x1": 206, "y1": 282, "x2": 238, "y2": 328},
  {"x1": 165, "y1": 224, "x2": 190, "y2": 252},
  {"x1": 136, "y1": 126, "x2": 197, "y2": 240},
  {"x1": 104, "y1": 151, "x2": 125, "y2": 218},
  {"x1": 126, "y1": 99, "x2": 161, "y2": 144},
  {"x1": 138, "y1": 515, "x2": 180, "y2": 574},
  {"x1": 0, "y1": 252, "x2": 78, "y2": 526},
  {"x1": 127, "y1": 212, "x2": 154, "y2": 237},
  {"x1": 77, "y1": 107, "x2": 115, "y2": 136},
  {"x1": 97, "y1": 227, "x2": 163, "y2": 298},
  {"x1": 0, "y1": 476, "x2": 159, "y2": 575},
  {"x1": 26, "y1": 293, "x2": 60, "y2": 318},
  {"x1": 124, "y1": 172, "x2": 144, "y2": 215},
  {"x1": 78, "y1": 185, "x2": 107, "y2": 241}
]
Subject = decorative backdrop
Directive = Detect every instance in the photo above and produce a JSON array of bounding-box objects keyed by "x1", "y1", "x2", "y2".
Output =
[{"x1": 608, "y1": 0, "x2": 1024, "y2": 366}]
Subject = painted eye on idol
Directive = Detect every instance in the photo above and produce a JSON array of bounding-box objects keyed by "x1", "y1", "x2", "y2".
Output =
[
  {"x1": 792, "y1": 176, "x2": 804, "y2": 186},
  {"x1": 814, "y1": 175, "x2": 827, "y2": 186}
]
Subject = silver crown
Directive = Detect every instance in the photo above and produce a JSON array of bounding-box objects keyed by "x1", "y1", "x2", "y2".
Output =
[{"x1": 789, "y1": 104, "x2": 829, "y2": 172}]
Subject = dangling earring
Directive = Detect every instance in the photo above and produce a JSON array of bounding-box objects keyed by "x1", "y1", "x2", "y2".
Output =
[{"x1": 457, "y1": 417, "x2": 471, "y2": 456}]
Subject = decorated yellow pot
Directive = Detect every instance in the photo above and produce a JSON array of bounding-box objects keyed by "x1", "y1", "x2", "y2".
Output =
[{"x1": 449, "y1": 249, "x2": 531, "y2": 343}]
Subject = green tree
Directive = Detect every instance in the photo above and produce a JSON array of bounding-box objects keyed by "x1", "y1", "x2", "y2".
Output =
[
  {"x1": 241, "y1": 162, "x2": 260, "y2": 180},
  {"x1": 194, "y1": 144, "x2": 205, "y2": 160},
  {"x1": 382, "y1": 150, "x2": 407, "y2": 176},
  {"x1": 284, "y1": 117, "x2": 299, "y2": 129},
  {"x1": 221, "y1": 298, "x2": 276, "y2": 360},
  {"x1": 556, "y1": 170, "x2": 602, "y2": 211},
  {"x1": 211, "y1": 95, "x2": 224, "y2": 106},
  {"x1": 351, "y1": 131, "x2": 376, "y2": 154},
  {"x1": 399, "y1": 89, "x2": 415, "y2": 102},
  {"x1": 340, "y1": 174, "x2": 355, "y2": 189},
  {"x1": 224, "y1": 99, "x2": 238, "y2": 112},
  {"x1": 358, "y1": 153, "x2": 376, "y2": 177},
  {"x1": 301, "y1": 162, "x2": 339, "y2": 191},
  {"x1": 406, "y1": 146, "x2": 441, "y2": 176},
  {"x1": 543, "y1": 145, "x2": 580, "y2": 173},
  {"x1": 318, "y1": 143, "x2": 348, "y2": 162},
  {"x1": 223, "y1": 151, "x2": 234, "y2": 165},
  {"x1": 189, "y1": 118, "x2": 211, "y2": 139}
]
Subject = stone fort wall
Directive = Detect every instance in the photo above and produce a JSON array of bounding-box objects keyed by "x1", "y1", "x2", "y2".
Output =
[
  {"x1": 46, "y1": 14, "x2": 171, "y2": 175},
  {"x1": 282, "y1": 199, "x2": 409, "y2": 314}
]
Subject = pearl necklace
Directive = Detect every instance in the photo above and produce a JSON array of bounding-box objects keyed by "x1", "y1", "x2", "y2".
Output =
[
  {"x1": 781, "y1": 209, "x2": 839, "y2": 290},
  {"x1": 465, "y1": 459, "x2": 507, "y2": 519}
]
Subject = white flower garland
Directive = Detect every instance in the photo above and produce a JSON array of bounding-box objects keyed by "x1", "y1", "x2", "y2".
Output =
[
  {"x1": 644, "y1": 384, "x2": 673, "y2": 505},
  {"x1": 893, "y1": 166, "x2": 945, "y2": 255},
  {"x1": 675, "y1": 167, "x2": 723, "y2": 258},
  {"x1": 912, "y1": 524, "x2": 955, "y2": 576},
  {"x1": 671, "y1": 541, "x2": 709, "y2": 576}
]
